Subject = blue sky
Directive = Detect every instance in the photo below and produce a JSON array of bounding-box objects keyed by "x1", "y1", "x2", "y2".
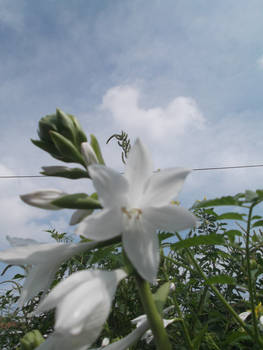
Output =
[{"x1": 0, "y1": 0, "x2": 263, "y2": 248}]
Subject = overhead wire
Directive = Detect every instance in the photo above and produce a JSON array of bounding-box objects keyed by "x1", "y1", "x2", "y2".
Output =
[{"x1": 1, "y1": 163, "x2": 263, "y2": 178}]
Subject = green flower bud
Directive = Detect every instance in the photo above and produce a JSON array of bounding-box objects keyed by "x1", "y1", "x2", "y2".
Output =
[
  {"x1": 31, "y1": 109, "x2": 88, "y2": 165},
  {"x1": 20, "y1": 330, "x2": 44, "y2": 350}
]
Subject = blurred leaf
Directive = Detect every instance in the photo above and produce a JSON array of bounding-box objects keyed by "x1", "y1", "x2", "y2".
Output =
[
  {"x1": 171, "y1": 234, "x2": 225, "y2": 250},
  {"x1": 217, "y1": 212, "x2": 246, "y2": 221},
  {"x1": 206, "y1": 275, "x2": 236, "y2": 285},
  {"x1": 158, "y1": 232, "x2": 174, "y2": 242},
  {"x1": 192, "y1": 196, "x2": 243, "y2": 209},
  {"x1": 153, "y1": 282, "x2": 170, "y2": 314},
  {"x1": 41, "y1": 166, "x2": 90, "y2": 179},
  {"x1": 192, "y1": 324, "x2": 208, "y2": 349},
  {"x1": 252, "y1": 220, "x2": 263, "y2": 228}
]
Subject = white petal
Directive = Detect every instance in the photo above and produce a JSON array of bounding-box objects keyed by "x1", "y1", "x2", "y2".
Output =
[
  {"x1": 125, "y1": 139, "x2": 153, "y2": 206},
  {"x1": 89, "y1": 165, "x2": 129, "y2": 208},
  {"x1": 70, "y1": 209, "x2": 93, "y2": 225},
  {"x1": 239, "y1": 311, "x2": 251, "y2": 321},
  {"x1": 81, "y1": 142, "x2": 99, "y2": 166},
  {"x1": 20, "y1": 189, "x2": 66, "y2": 210},
  {"x1": 143, "y1": 205, "x2": 197, "y2": 232},
  {"x1": 90, "y1": 319, "x2": 149, "y2": 350},
  {"x1": 75, "y1": 208, "x2": 124, "y2": 240},
  {"x1": 141, "y1": 168, "x2": 191, "y2": 207},
  {"x1": 123, "y1": 217, "x2": 159, "y2": 282}
]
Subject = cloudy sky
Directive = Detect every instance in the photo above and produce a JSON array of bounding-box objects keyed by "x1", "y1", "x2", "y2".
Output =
[{"x1": 0, "y1": 0, "x2": 263, "y2": 249}]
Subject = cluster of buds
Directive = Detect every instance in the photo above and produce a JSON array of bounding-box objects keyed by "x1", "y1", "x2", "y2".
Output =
[{"x1": 31, "y1": 109, "x2": 104, "y2": 179}]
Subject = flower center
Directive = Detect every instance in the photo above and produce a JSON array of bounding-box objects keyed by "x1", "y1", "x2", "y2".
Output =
[{"x1": 121, "y1": 207, "x2": 142, "y2": 220}]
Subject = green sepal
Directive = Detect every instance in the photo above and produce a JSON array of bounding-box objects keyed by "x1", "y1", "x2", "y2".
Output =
[
  {"x1": 56, "y1": 108, "x2": 78, "y2": 146},
  {"x1": 153, "y1": 282, "x2": 170, "y2": 314},
  {"x1": 41, "y1": 167, "x2": 90, "y2": 179},
  {"x1": 52, "y1": 193, "x2": 102, "y2": 209},
  {"x1": 20, "y1": 330, "x2": 44, "y2": 350},
  {"x1": 90, "y1": 134, "x2": 105, "y2": 165},
  {"x1": 31, "y1": 139, "x2": 60, "y2": 159},
  {"x1": 68, "y1": 114, "x2": 87, "y2": 146},
  {"x1": 49, "y1": 131, "x2": 86, "y2": 166}
]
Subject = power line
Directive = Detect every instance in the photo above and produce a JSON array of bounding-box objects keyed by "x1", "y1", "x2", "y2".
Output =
[{"x1": 1, "y1": 163, "x2": 263, "y2": 178}]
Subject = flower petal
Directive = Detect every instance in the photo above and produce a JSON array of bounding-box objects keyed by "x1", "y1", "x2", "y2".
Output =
[
  {"x1": 142, "y1": 168, "x2": 191, "y2": 207},
  {"x1": 70, "y1": 209, "x2": 93, "y2": 225},
  {"x1": 122, "y1": 217, "x2": 159, "y2": 282},
  {"x1": 92, "y1": 319, "x2": 149, "y2": 350},
  {"x1": 75, "y1": 208, "x2": 124, "y2": 240},
  {"x1": 88, "y1": 165, "x2": 129, "y2": 208},
  {"x1": 20, "y1": 189, "x2": 66, "y2": 210},
  {"x1": 143, "y1": 205, "x2": 197, "y2": 232},
  {"x1": 125, "y1": 139, "x2": 153, "y2": 206},
  {"x1": 81, "y1": 142, "x2": 99, "y2": 166}
]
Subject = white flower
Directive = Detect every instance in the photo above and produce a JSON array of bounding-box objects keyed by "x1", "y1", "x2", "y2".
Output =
[
  {"x1": 76, "y1": 138, "x2": 197, "y2": 282},
  {"x1": 20, "y1": 189, "x2": 67, "y2": 210},
  {"x1": 81, "y1": 142, "x2": 99, "y2": 167},
  {"x1": 35, "y1": 269, "x2": 126, "y2": 350},
  {"x1": 0, "y1": 236, "x2": 97, "y2": 306}
]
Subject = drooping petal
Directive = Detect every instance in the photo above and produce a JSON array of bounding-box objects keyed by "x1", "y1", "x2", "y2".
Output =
[
  {"x1": 124, "y1": 139, "x2": 153, "y2": 206},
  {"x1": 143, "y1": 205, "x2": 197, "y2": 232},
  {"x1": 36, "y1": 270, "x2": 126, "y2": 349},
  {"x1": 88, "y1": 165, "x2": 129, "y2": 208},
  {"x1": 70, "y1": 209, "x2": 93, "y2": 225},
  {"x1": 75, "y1": 208, "x2": 124, "y2": 240},
  {"x1": 89, "y1": 319, "x2": 149, "y2": 350},
  {"x1": 141, "y1": 168, "x2": 191, "y2": 207},
  {"x1": 122, "y1": 217, "x2": 159, "y2": 282},
  {"x1": 20, "y1": 189, "x2": 66, "y2": 210}
]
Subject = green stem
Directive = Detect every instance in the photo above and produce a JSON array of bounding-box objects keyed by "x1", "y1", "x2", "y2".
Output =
[
  {"x1": 246, "y1": 203, "x2": 261, "y2": 343},
  {"x1": 175, "y1": 232, "x2": 263, "y2": 345},
  {"x1": 135, "y1": 273, "x2": 172, "y2": 350}
]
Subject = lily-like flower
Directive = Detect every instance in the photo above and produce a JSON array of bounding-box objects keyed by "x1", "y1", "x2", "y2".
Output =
[
  {"x1": 76, "y1": 139, "x2": 197, "y2": 282},
  {"x1": 0, "y1": 236, "x2": 97, "y2": 306},
  {"x1": 35, "y1": 269, "x2": 127, "y2": 350},
  {"x1": 20, "y1": 189, "x2": 67, "y2": 210}
]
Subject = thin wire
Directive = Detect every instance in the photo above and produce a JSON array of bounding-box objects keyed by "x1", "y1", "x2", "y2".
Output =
[{"x1": 1, "y1": 163, "x2": 263, "y2": 178}]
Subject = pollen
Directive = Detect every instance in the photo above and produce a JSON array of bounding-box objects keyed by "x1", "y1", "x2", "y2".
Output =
[{"x1": 121, "y1": 207, "x2": 142, "y2": 220}]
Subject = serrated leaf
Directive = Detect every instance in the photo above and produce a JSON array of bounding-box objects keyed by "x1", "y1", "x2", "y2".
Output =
[
  {"x1": 217, "y1": 212, "x2": 246, "y2": 221},
  {"x1": 206, "y1": 275, "x2": 236, "y2": 285},
  {"x1": 153, "y1": 282, "x2": 170, "y2": 314},
  {"x1": 171, "y1": 234, "x2": 225, "y2": 250},
  {"x1": 192, "y1": 196, "x2": 243, "y2": 209},
  {"x1": 52, "y1": 193, "x2": 102, "y2": 209}
]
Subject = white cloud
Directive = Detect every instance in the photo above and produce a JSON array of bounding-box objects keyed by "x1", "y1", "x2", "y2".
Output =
[{"x1": 101, "y1": 85, "x2": 205, "y2": 141}]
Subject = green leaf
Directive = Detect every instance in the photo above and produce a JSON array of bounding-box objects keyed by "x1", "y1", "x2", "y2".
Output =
[
  {"x1": 153, "y1": 282, "x2": 170, "y2": 314},
  {"x1": 192, "y1": 196, "x2": 243, "y2": 209},
  {"x1": 50, "y1": 131, "x2": 86, "y2": 166},
  {"x1": 206, "y1": 275, "x2": 236, "y2": 285},
  {"x1": 245, "y1": 190, "x2": 258, "y2": 202},
  {"x1": 224, "y1": 230, "x2": 242, "y2": 243},
  {"x1": 90, "y1": 134, "x2": 105, "y2": 165},
  {"x1": 217, "y1": 212, "x2": 246, "y2": 221},
  {"x1": 158, "y1": 232, "x2": 174, "y2": 242},
  {"x1": 171, "y1": 234, "x2": 225, "y2": 250},
  {"x1": 41, "y1": 167, "x2": 90, "y2": 179},
  {"x1": 52, "y1": 193, "x2": 102, "y2": 209},
  {"x1": 192, "y1": 324, "x2": 208, "y2": 349},
  {"x1": 20, "y1": 330, "x2": 44, "y2": 350},
  {"x1": 252, "y1": 220, "x2": 263, "y2": 228}
]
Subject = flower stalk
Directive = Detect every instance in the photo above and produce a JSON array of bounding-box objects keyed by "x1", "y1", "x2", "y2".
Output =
[{"x1": 135, "y1": 273, "x2": 172, "y2": 350}]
